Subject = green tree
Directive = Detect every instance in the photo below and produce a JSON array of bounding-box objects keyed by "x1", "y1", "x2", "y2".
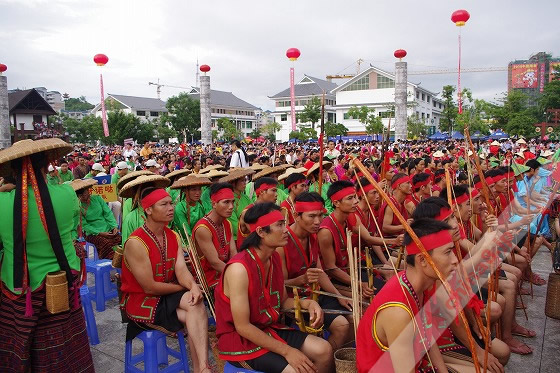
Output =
[
  {"x1": 454, "y1": 89, "x2": 491, "y2": 134},
  {"x1": 154, "y1": 123, "x2": 177, "y2": 143},
  {"x1": 440, "y1": 85, "x2": 457, "y2": 133},
  {"x1": 161, "y1": 93, "x2": 201, "y2": 142},
  {"x1": 63, "y1": 114, "x2": 103, "y2": 144},
  {"x1": 249, "y1": 127, "x2": 261, "y2": 138},
  {"x1": 212, "y1": 130, "x2": 219, "y2": 141},
  {"x1": 485, "y1": 90, "x2": 539, "y2": 137},
  {"x1": 64, "y1": 96, "x2": 95, "y2": 111},
  {"x1": 217, "y1": 118, "x2": 242, "y2": 140},
  {"x1": 347, "y1": 106, "x2": 384, "y2": 136},
  {"x1": 289, "y1": 125, "x2": 316, "y2": 141},
  {"x1": 540, "y1": 73, "x2": 560, "y2": 111},
  {"x1": 260, "y1": 122, "x2": 282, "y2": 141},
  {"x1": 324, "y1": 121, "x2": 348, "y2": 138},
  {"x1": 407, "y1": 116, "x2": 427, "y2": 138},
  {"x1": 102, "y1": 111, "x2": 155, "y2": 145},
  {"x1": 297, "y1": 96, "x2": 321, "y2": 129}
]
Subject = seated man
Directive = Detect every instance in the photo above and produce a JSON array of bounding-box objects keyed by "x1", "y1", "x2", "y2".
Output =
[
  {"x1": 172, "y1": 174, "x2": 212, "y2": 238},
  {"x1": 379, "y1": 173, "x2": 412, "y2": 236},
  {"x1": 121, "y1": 187, "x2": 209, "y2": 373},
  {"x1": 215, "y1": 202, "x2": 333, "y2": 373},
  {"x1": 74, "y1": 179, "x2": 120, "y2": 259}
]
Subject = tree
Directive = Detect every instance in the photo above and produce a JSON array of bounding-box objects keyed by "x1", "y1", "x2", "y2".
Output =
[
  {"x1": 154, "y1": 123, "x2": 178, "y2": 143},
  {"x1": 297, "y1": 96, "x2": 321, "y2": 129},
  {"x1": 453, "y1": 89, "x2": 491, "y2": 134},
  {"x1": 63, "y1": 114, "x2": 103, "y2": 144},
  {"x1": 486, "y1": 90, "x2": 539, "y2": 137},
  {"x1": 347, "y1": 106, "x2": 384, "y2": 136},
  {"x1": 539, "y1": 73, "x2": 560, "y2": 111},
  {"x1": 324, "y1": 121, "x2": 348, "y2": 138},
  {"x1": 102, "y1": 111, "x2": 155, "y2": 145},
  {"x1": 161, "y1": 93, "x2": 201, "y2": 142},
  {"x1": 407, "y1": 116, "x2": 427, "y2": 138},
  {"x1": 248, "y1": 127, "x2": 261, "y2": 138},
  {"x1": 440, "y1": 85, "x2": 458, "y2": 133},
  {"x1": 260, "y1": 122, "x2": 282, "y2": 141},
  {"x1": 64, "y1": 96, "x2": 95, "y2": 111},
  {"x1": 289, "y1": 125, "x2": 316, "y2": 141},
  {"x1": 217, "y1": 118, "x2": 242, "y2": 140}
]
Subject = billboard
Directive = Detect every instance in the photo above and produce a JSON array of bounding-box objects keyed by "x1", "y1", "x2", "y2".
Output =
[
  {"x1": 511, "y1": 63, "x2": 538, "y2": 88},
  {"x1": 550, "y1": 62, "x2": 560, "y2": 82}
]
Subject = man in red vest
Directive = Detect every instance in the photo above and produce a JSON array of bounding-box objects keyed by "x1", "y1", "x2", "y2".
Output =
[
  {"x1": 379, "y1": 173, "x2": 412, "y2": 236},
  {"x1": 193, "y1": 183, "x2": 237, "y2": 289},
  {"x1": 121, "y1": 187, "x2": 210, "y2": 372},
  {"x1": 280, "y1": 172, "x2": 308, "y2": 225}
]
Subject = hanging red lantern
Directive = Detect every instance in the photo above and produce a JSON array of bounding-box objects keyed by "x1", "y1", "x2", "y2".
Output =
[
  {"x1": 394, "y1": 49, "x2": 407, "y2": 59},
  {"x1": 93, "y1": 54, "x2": 109, "y2": 66},
  {"x1": 286, "y1": 48, "x2": 301, "y2": 61},
  {"x1": 200, "y1": 64, "x2": 210, "y2": 73},
  {"x1": 0, "y1": 64, "x2": 7, "y2": 73},
  {"x1": 451, "y1": 9, "x2": 470, "y2": 26}
]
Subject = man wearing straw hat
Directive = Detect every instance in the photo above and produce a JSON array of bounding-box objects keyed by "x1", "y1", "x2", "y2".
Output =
[
  {"x1": 165, "y1": 168, "x2": 193, "y2": 204},
  {"x1": 0, "y1": 139, "x2": 94, "y2": 372},
  {"x1": 118, "y1": 170, "x2": 153, "y2": 221},
  {"x1": 171, "y1": 174, "x2": 211, "y2": 238},
  {"x1": 121, "y1": 186, "x2": 210, "y2": 372},
  {"x1": 248, "y1": 165, "x2": 288, "y2": 204},
  {"x1": 199, "y1": 168, "x2": 229, "y2": 214},
  {"x1": 307, "y1": 161, "x2": 334, "y2": 214},
  {"x1": 219, "y1": 168, "x2": 255, "y2": 240},
  {"x1": 192, "y1": 183, "x2": 237, "y2": 289}
]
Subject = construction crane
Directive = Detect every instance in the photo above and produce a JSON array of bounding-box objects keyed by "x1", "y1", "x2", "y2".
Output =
[
  {"x1": 148, "y1": 79, "x2": 190, "y2": 99},
  {"x1": 326, "y1": 58, "x2": 364, "y2": 81}
]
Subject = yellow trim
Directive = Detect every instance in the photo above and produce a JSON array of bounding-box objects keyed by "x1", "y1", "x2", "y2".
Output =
[{"x1": 372, "y1": 302, "x2": 415, "y2": 351}]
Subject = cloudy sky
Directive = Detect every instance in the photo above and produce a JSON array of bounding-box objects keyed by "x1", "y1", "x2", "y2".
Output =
[{"x1": 1, "y1": 0, "x2": 558, "y2": 111}]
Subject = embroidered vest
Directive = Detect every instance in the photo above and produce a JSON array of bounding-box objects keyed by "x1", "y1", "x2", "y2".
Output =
[
  {"x1": 378, "y1": 195, "x2": 408, "y2": 236},
  {"x1": 319, "y1": 213, "x2": 354, "y2": 269},
  {"x1": 284, "y1": 227, "x2": 319, "y2": 297},
  {"x1": 280, "y1": 198, "x2": 296, "y2": 226}
]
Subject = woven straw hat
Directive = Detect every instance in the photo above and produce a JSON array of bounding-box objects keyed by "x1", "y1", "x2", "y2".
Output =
[
  {"x1": 542, "y1": 149, "x2": 554, "y2": 157},
  {"x1": 71, "y1": 178, "x2": 98, "y2": 192},
  {"x1": 0, "y1": 138, "x2": 72, "y2": 176},
  {"x1": 219, "y1": 168, "x2": 255, "y2": 183},
  {"x1": 119, "y1": 174, "x2": 170, "y2": 199},
  {"x1": 250, "y1": 163, "x2": 268, "y2": 171},
  {"x1": 253, "y1": 165, "x2": 286, "y2": 180},
  {"x1": 170, "y1": 174, "x2": 212, "y2": 189},
  {"x1": 199, "y1": 164, "x2": 225, "y2": 174},
  {"x1": 117, "y1": 170, "x2": 153, "y2": 191},
  {"x1": 306, "y1": 161, "x2": 332, "y2": 178},
  {"x1": 278, "y1": 167, "x2": 308, "y2": 181},
  {"x1": 204, "y1": 169, "x2": 229, "y2": 179},
  {"x1": 165, "y1": 168, "x2": 192, "y2": 181}
]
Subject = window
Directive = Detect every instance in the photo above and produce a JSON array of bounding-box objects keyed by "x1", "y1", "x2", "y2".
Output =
[
  {"x1": 439, "y1": 103, "x2": 442, "y2": 109},
  {"x1": 281, "y1": 114, "x2": 287, "y2": 121},
  {"x1": 150, "y1": 111, "x2": 159, "y2": 117},
  {"x1": 246, "y1": 121, "x2": 253, "y2": 129},
  {"x1": 427, "y1": 96, "x2": 430, "y2": 103},
  {"x1": 433, "y1": 101, "x2": 437, "y2": 107},
  {"x1": 421, "y1": 93, "x2": 425, "y2": 101},
  {"x1": 136, "y1": 110, "x2": 146, "y2": 116},
  {"x1": 377, "y1": 75, "x2": 395, "y2": 89},
  {"x1": 416, "y1": 91, "x2": 420, "y2": 99},
  {"x1": 426, "y1": 113, "x2": 430, "y2": 119},
  {"x1": 378, "y1": 111, "x2": 394, "y2": 118},
  {"x1": 342, "y1": 75, "x2": 369, "y2": 91},
  {"x1": 421, "y1": 113, "x2": 425, "y2": 119}
]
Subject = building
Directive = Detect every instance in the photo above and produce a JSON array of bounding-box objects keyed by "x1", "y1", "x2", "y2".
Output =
[
  {"x1": 269, "y1": 75, "x2": 337, "y2": 142},
  {"x1": 187, "y1": 87, "x2": 259, "y2": 137},
  {"x1": 8, "y1": 88, "x2": 57, "y2": 142},
  {"x1": 60, "y1": 109, "x2": 90, "y2": 120},
  {"x1": 91, "y1": 94, "x2": 168, "y2": 122},
  {"x1": 34, "y1": 87, "x2": 65, "y2": 113},
  {"x1": 508, "y1": 52, "x2": 560, "y2": 105},
  {"x1": 332, "y1": 65, "x2": 445, "y2": 137}
]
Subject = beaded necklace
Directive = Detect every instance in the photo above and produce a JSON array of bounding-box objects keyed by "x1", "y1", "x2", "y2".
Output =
[
  {"x1": 205, "y1": 213, "x2": 227, "y2": 248},
  {"x1": 142, "y1": 224, "x2": 168, "y2": 281}
]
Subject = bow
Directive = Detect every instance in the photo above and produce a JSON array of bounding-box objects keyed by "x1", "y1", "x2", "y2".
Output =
[
  {"x1": 352, "y1": 158, "x2": 481, "y2": 373},
  {"x1": 292, "y1": 288, "x2": 324, "y2": 335}
]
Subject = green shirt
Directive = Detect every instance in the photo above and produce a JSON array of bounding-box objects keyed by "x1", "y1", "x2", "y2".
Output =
[
  {"x1": 111, "y1": 172, "x2": 121, "y2": 186},
  {"x1": 309, "y1": 181, "x2": 333, "y2": 214},
  {"x1": 47, "y1": 174, "x2": 60, "y2": 185},
  {"x1": 121, "y1": 207, "x2": 146, "y2": 245},
  {"x1": 172, "y1": 201, "x2": 205, "y2": 239},
  {"x1": 59, "y1": 170, "x2": 74, "y2": 183},
  {"x1": 81, "y1": 194, "x2": 118, "y2": 236},
  {"x1": 122, "y1": 198, "x2": 133, "y2": 221},
  {"x1": 0, "y1": 184, "x2": 81, "y2": 292},
  {"x1": 229, "y1": 192, "x2": 252, "y2": 240},
  {"x1": 201, "y1": 186, "x2": 213, "y2": 214}
]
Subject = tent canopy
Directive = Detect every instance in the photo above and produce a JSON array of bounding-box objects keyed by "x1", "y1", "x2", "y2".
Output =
[
  {"x1": 451, "y1": 131, "x2": 464, "y2": 140},
  {"x1": 489, "y1": 130, "x2": 509, "y2": 140},
  {"x1": 428, "y1": 131, "x2": 449, "y2": 141}
]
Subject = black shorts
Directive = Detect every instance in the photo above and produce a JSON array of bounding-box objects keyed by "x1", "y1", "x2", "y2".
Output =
[
  {"x1": 330, "y1": 268, "x2": 386, "y2": 295},
  {"x1": 230, "y1": 328, "x2": 309, "y2": 373},
  {"x1": 317, "y1": 295, "x2": 348, "y2": 329}
]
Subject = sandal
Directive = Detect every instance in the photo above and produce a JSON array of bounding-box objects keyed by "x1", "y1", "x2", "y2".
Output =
[
  {"x1": 530, "y1": 273, "x2": 547, "y2": 286},
  {"x1": 519, "y1": 287, "x2": 530, "y2": 295},
  {"x1": 512, "y1": 324, "x2": 537, "y2": 338},
  {"x1": 507, "y1": 341, "x2": 534, "y2": 355}
]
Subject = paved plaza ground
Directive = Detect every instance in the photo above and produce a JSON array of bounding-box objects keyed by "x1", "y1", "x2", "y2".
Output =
[{"x1": 90, "y1": 246, "x2": 560, "y2": 372}]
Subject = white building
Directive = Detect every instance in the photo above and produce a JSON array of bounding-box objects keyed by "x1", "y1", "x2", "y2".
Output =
[
  {"x1": 269, "y1": 75, "x2": 337, "y2": 142},
  {"x1": 332, "y1": 66, "x2": 445, "y2": 137},
  {"x1": 91, "y1": 94, "x2": 168, "y2": 122},
  {"x1": 8, "y1": 88, "x2": 57, "y2": 141},
  {"x1": 34, "y1": 87, "x2": 65, "y2": 113}
]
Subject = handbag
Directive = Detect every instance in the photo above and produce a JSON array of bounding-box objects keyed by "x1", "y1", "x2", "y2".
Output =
[{"x1": 46, "y1": 271, "x2": 70, "y2": 314}]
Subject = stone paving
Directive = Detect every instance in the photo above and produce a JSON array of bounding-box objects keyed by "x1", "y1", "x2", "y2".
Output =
[{"x1": 89, "y1": 247, "x2": 560, "y2": 372}]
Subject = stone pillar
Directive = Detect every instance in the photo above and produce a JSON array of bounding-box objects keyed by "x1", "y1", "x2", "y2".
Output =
[
  {"x1": 200, "y1": 75, "x2": 212, "y2": 145},
  {"x1": 0, "y1": 76, "x2": 10, "y2": 149},
  {"x1": 394, "y1": 61, "x2": 408, "y2": 141}
]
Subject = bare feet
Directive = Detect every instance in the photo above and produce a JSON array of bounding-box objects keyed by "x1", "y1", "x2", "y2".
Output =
[{"x1": 504, "y1": 337, "x2": 533, "y2": 355}]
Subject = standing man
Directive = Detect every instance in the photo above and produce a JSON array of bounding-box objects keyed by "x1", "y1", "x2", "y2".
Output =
[
  {"x1": 140, "y1": 142, "x2": 153, "y2": 158},
  {"x1": 111, "y1": 161, "x2": 129, "y2": 186},
  {"x1": 229, "y1": 140, "x2": 248, "y2": 168},
  {"x1": 121, "y1": 187, "x2": 209, "y2": 373},
  {"x1": 72, "y1": 155, "x2": 90, "y2": 179},
  {"x1": 122, "y1": 143, "x2": 137, "y2": 160}
]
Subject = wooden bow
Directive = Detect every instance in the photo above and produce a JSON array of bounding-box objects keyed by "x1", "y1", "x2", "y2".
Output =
[
  {"x1": 293, "y1": 288, "x2": 324, "y2": 335},
  {"x1": 352, "y1": 158, "x2": 481, "y2": 373}
]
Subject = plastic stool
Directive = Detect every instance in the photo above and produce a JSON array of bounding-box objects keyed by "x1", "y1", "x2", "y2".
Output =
[
  {"x1": 80, "y1": 285, "x2": 99, "y2": 345},
  {"x1": 125, "y1": 330, "x2": 189, "y2": 373},
  {"x1": 85, "y1": 242, "x2": 118, "y2": 311},
  {"x1": 223, "y1": 362, "x2": 264, "y2": 373}
]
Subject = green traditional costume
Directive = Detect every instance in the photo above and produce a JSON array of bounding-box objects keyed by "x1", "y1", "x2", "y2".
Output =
[{"x1": 173, "y1": 200, "x2": 205, "y2": 239}]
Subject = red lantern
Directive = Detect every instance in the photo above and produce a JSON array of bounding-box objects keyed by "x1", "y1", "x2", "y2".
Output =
[
  {"x1": 0, "y1": 64, "x2": 6, "y2": 73},
  {"x1": 451, "y1": 9, "x2": 470, "y2": 26},
  {"x1": 394, "y1": 49, "x2": 407, "y2": 59},
  {"x1": 200, "y1": 64, "x2": 210, "y2": 73},
  {"x1": 286, "y1": 48, "x2": 300, "y2": 61},
  {"x1": 93, "y1": 54, "x2": 109, "y2": 66}
]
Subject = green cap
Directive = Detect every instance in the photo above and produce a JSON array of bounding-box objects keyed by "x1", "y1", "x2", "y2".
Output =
[
  {"x1": 511, "y1": 162, "x2": 530, "y2": 176},
  {"x1": 489, "y1": 161, "x2": 500, "y2": 168},
  {"x1": 538, "y1": 157, "x2": 552, "y2": 165}
]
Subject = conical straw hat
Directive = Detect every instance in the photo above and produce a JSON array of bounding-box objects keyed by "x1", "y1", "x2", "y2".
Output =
[
  {"x1": 119, "y1": 174, "x2": 170, "y2": 199},
  {"x1": 170, "y1": 174, "x2": 212, "y2": 189},
  {"x1": 0, "y1": 138, "x2": 72, "y2": 176}
]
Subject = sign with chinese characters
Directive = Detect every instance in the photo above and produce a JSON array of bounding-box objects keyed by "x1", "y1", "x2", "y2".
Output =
[
  {"x1": 511, "y1": 63, "x2": 538, "y2": 88},
  {"x1": 92, "y1": 175, "x2": 117, "y2": 202}
]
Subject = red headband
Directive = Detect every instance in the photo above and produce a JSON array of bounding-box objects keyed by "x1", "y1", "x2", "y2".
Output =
[
  {"x1": 406, "y1": 230, "x2": 453, "y2": 255},
  {"x1": 454, "y1": 193, "x2": 470, "y2": 206},
  {"x1": 357, "y1": 183, "x2": 375, "y2": 197},
  {"x1": 295, "y1": 201, "x2": 325, "y2": 213},
  {"x1": 392, "y1": 175, "x2": 410, "y2": 189},
  {"x1": 474, "y1": 177, "x2": 495, "y2": 190},
  {"x1": 413, "y1": 178, "x2": 431, "y2": 189},
  {"x1": 248, "y1": 210, "x2": 284, "y2": 232},
  {"x1": 470, "y1": 189, "x2": 480, "y2": 199},
  {"x1": 255, "y1": 182, "x2": 277, "y2": 196},
  {"x1": 211, "y1": 188, "x2": 234, "y2": 202},
  {"x1": 330, "y1": 187, "x2": 356, "y2": 202},
  {"x1": 435, "y1": 207, "x2": 453, "y2": 221},
  {"x1": 141, "y1": 189, "x2": 170, "y2": 210},
  {"x1": 287, "y1": 179, "x2": 306, "y2": 190}
]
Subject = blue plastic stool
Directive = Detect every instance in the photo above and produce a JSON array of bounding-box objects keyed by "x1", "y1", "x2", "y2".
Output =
[
  {"x1": 223, "y1": 362, "x2": 264, "y2": 373},
  {"x1": 125, "y1": 330, "x2": 189, "y2": 373},
  {"x1": 80, "y1": 285, "x2": 100, "y2": 345},
  {"x1": 84, "y1": 242, "x2": 118, "y2": 311}
]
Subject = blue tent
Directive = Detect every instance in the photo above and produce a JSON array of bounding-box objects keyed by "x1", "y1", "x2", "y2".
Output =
[
  {"x1": 489, "y1": 130, "x2": 509, "y2": 140},
  {"x1": 428, "y1": 131, "x2": 449, "y2": 141},
  {"x1": 451, "y1": 131, "x2": 464, "y2": 140},
  {"x1": 470, "y1": 131, "x2": 487, "y2": 141}
]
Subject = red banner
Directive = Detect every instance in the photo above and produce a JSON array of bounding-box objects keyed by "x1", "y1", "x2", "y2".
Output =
[
  {"x1": 511, "y1": 63, "x2": 538, "y2": 88},
  {"x1": 100, "y1": 73, "x2": 109, "y2": 137},
  {"x1": 550, "y1": 62, "x2": 560, "y2": 82},
  {"x1": 290, "y1": 67, "x2": 296, "y2": 131},
  {"x1": 540, "y1": 63, "x2": 546, "y2": 92}
]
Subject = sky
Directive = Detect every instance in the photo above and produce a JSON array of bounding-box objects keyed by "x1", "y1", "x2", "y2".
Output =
[{"x1": 1, "y1": 0, "x2": 559, "y2": 111}]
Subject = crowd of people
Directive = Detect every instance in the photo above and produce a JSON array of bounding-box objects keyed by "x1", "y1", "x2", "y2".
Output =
[{"x1": 0, "y1": 134, "x2": 558, "y2": 372}]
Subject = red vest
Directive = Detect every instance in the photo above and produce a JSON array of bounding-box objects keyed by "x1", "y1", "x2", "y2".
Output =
[
  {"x1": 319, "y1": 213, "x2": 355, "y2": 269},
  {"x1": 120, "y1": 225, "x2": 180, "y2": 323},
  {"x1": 356, "y1": 272, "x2": 431, "y2": 373},
  {"x1": 236, "y1": 203, "x2": 254, "y2": 250},
  {"x1": 193, "y1": 216, "x2": 233, "y2": 288},
  {"x1": 215, "y1": 248, "x2": 289, "y2": 361},
  {"x1": 284, "y1": 226, "x2": 319, "y2": 297},
  {"x1": 378, "y1": 195, "x2": 408, "y2": 236},
  {"x1": 280, "y1": 198, "x2": 296, "y2": 226}
]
